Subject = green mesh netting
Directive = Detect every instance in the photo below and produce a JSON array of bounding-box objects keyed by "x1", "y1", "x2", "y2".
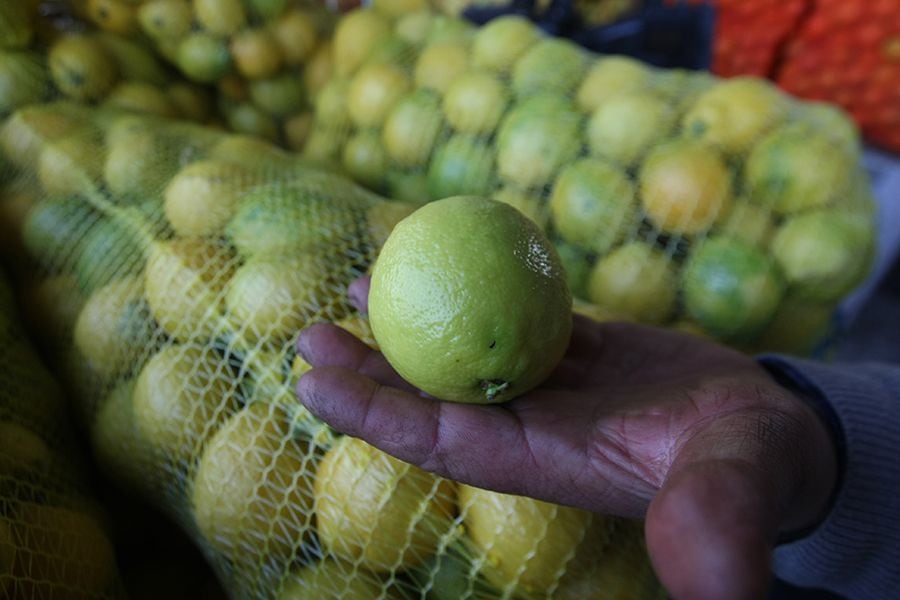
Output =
[{"x1": 0, "y1": 267, "x2": 123, "y2": 599}]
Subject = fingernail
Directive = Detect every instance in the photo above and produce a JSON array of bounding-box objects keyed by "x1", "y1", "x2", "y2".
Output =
[{"x1": 348, "y1": 278, "x2": 368, "y2": 314}]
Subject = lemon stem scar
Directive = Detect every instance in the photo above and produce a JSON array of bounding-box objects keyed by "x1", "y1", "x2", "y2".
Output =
[{"x1": 480, "y1": 379, "x2": 510, "y2": 402}]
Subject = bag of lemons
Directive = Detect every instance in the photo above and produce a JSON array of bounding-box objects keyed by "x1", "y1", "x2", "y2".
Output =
[
  {"x1": 114, "y1": 0, "x2": 337, "y2": 149},
  {"x1": 0, "y1": 1, "x2": 214, "y2": 125},
  {"x1": 0, "y1": 99, "x2": 662, "y2": 598},
  {"x1": 0, "y1": 267, "x2": 123, "y2": 599},
  {"x1": 305, "y1": 2, "x2": 877, "y2": 356}
]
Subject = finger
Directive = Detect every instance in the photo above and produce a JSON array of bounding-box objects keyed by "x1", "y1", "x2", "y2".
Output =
[
  {"x1": 297, "y1": 322, "x2": 415, "y2": 392},
  {"x1": 298, "y1": 367, "x2": 602, "y2": 502},
  {"x1": 644, "y1": 405, "x2": 831, "y2": 600},
  {"x1": 347, "y1": 276, "x2": 371, "y2": 314},
  {"x1": 645, "y1": 459, "x2": 775, "y2": 600}
]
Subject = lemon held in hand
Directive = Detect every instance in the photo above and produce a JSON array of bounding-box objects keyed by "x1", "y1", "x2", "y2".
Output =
[{"x1": 369, "y1": 195, "x2": 572, "y2": 404}]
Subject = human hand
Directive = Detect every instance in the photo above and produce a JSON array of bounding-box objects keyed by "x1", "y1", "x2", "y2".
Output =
[{"x1": 296, "y1": 277, "x2": 839, "y2": 600}]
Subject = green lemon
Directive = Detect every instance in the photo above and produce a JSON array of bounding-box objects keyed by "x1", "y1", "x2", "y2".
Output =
[
  {"x1": 512, "y1": 38, "x2": 585, "y2": 96},
  {"x1": 0, "y1": 51, "x2": 50, "y2": 115},
  {"x1": 718, "y1": 200, "x2": 773, "y2": 249},
  {"x1": 497, "y1": 96, "x2": 582, "y2": 189},
  {"x1": 332, "y1": 9, "x2": 391, "y2": 76},
  {"x1": 104, "y1": 125, "x2": 180, "y2": 199},
  {"x1": 771, "y1": 210, "x2": 873, "y2": 303},
  {"x1": 277, "y1": 560, "x2": 390, "y2": 600},
  {"x1": 369, "y1": 196, "x2": 572, "y2": 404},
  {"x1": 138, "y1": 0, "x2": 193, "y2": 40},
  {"x1": 554, "y1": 240, "x2": 592, "y2": 300},
  {"x1": 427, "y1": 134, "x2": 495, "y2": 200},
  {"x1": 176, "y1": 33, "x2": 231, "y2": 83},
  {"x1": 442, "y1": 71, "x2": 508, "y2": 135},
  {"x1": 95, "y1": 32, "x2": 169, "y2": 86},
  {"x1": 750, "y1": 295, "x2": 835, "y2": 356},
  {"x1": 245, "y1": 0, "x2": 288, "y2": 21},
  {"x1": 549, "y1": 158, "x2": 637, "y2": 254},
  {"x1": 222, "y1": 101, "x2": 279, "y2": 141},
  {"x1": 587, "y1": 91, "x2": 676, "y2": 166},
  {"x1": 193, "y1": 0, "x2": 245, "y2": 36},
  {"x1": 587, "y1": 241, "x2": 678, "y2": 325},
  {"x1": 471, "y1": 15, "x2": 539, "y2": 74},
  {"x1": 493, "y1": 185, "x2": 548, "y2": 230},
  {"x1": 22, "y1": 196, "x2": 97, "y2": 272},
  {"x1": 314, "y1": 77, "x2": 351, "y2": 129},
  {"x1": 104, "y1": 81, "x2": 178, "y2": 117},
  {"x1": 342, "y1": 129, "x2": 388, "y2": 192},
  {"x1": 0, "y1": 2, "x2": 33, "y2": 49},
  {"x1": 683, "y1": 235, "x2": 785, "y2": 342},
  {"x1": 682, "y1": 76, "x2": 789, "y2": 155},
  {"x1": 800, "y1": 101, "x2": 861, "y2": 158},
  {"x1": 347, "y1": 62, "x2": 411, "y2": 128},
  {"x1": 73, "y1": 217, "x2": 146, "y2": 293},
  {"x1": 414, "y1": 40, "x2": 469, "y2": 94},
  {"x1": 383, "y1": 89, "x2": 444, "y2": 168},
  {"x1": 248, "y1": 73, "x2": 305, "y2": 117},
  {"x1": 576, "y1": 56, "x2": 650, "y2": 113},
  {"x1": 745, "y1": 122, "x2": 854, "y2": 215},
  {"x1": 394, "y1": 10, "x2": 434, "y2": 46},
  {"x1": 48, "y1": 35, "x2": 119, "y2": 101},
  {"x1": 385, "y1": 169, "x2": 430, "y2": 205},
  {"x1": 226, "y1": 182, "x2": 364, "y2": 258},
  {"x1": 37, "y1": 133, "x2": 105, "y2": 197}
]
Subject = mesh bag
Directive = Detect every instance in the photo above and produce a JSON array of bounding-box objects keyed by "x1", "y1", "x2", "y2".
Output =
[
  {"x1": 0, "y1": 1, "x2": 214, "y2": 125},
  {"x1": 0, "y1": 266, "x2": 124, "y2": 599},
  {"x1": 0, "y1": 101, "x2": 662, "y2": 598},
  {"x1": 304, "y1": 3, "x2": 878, "y2": 356}
]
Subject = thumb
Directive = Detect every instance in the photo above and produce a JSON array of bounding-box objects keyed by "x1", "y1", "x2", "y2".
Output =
[
  {"x1": 645, "y1": 458, "x2": 777, "y2": 600},
  {"x1": 644, "y1": 405, "x2": 833, "y2": 600}
]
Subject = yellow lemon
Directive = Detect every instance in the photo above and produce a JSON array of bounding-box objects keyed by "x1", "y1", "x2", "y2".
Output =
[
  {"x1": 414, "y1": 40, "x2": 469, "y2": 94},
  {"x1": 576, "y1": 56, "x2": 650, "y2": 113},
  {"x1": 369, "y1": 196, "x2": 571, "y2": 404},
  {"x1": 163, "y1": 159, "x2": 254, "y2": 237},
  {"x1": 471, "y1": 15, "x2": 539, "y2": 73},
  {"x1": 133, "y1": 344, "x2": 239, "y2": 467},
  {"x1": 639, "y1": 139, "x2": 732, "y2": 235},
  {"x1": 314, "y1": 436, "x2": 457, "y2": 572},
  {"x1": 192, "y1": 401, "x2": 316, "y2": 567},
  {"x1": 587, "y1": 241, "x2": 678, "y2": 325},
  {"x1": 333, "y1": 9, "x2": 391, "y2": 76},
  {"x1": 144, "y1": 238, "x2": 237, "y2": 341},
  {"x1": 73, "y1": 276, "x2": 154, "y2": 379},
  {"x1": 10, "y1": 504, "x2": 116, "y2": 600},
  {"x1": 459, "y1": 485, "x2": 614, "y2": 597},
  {"x1": 682, "y1": 76, "x2": 789, "y2": 155}
]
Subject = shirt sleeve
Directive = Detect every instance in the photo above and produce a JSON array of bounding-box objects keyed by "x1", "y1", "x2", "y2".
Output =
[{"x1": 760, "y1": 356, "x2": 900, "y2": 599}]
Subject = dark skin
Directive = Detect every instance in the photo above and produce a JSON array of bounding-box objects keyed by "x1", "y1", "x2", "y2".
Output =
[{"x1": 296, "y1": 277, "x2": 838, "y2": 600}]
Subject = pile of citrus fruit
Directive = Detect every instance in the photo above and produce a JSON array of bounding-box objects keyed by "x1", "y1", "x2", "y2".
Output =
[{"x1": 0, "y1": 1, "x2": 879, "y2": 598}]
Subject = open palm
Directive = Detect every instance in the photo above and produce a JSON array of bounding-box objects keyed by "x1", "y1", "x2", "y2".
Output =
[{"x1": 296, "y1": 278, "x2": 837, "y2": 600}]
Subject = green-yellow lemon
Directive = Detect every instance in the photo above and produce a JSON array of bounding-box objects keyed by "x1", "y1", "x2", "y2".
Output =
[
  {"x1": 369, "y1": 196, "x2": 572, "y2": 404},
  {"x1": 550, "y1": 158, "x2": 637, "y2": 254},
  {"x1": 587, "y1": 241, "x2": 678, "y2": 325}
]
